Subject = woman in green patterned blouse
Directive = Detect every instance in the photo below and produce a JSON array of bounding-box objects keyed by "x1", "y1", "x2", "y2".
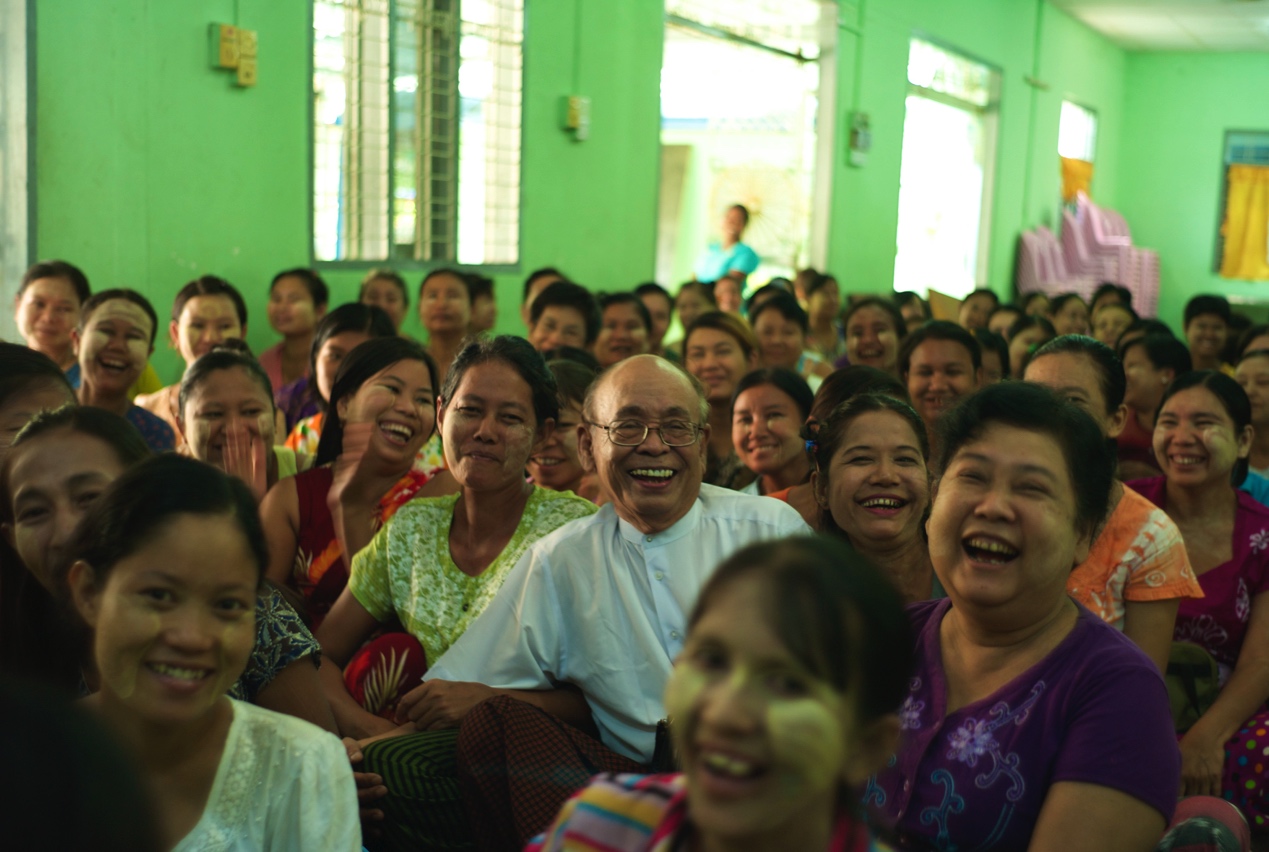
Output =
[{"x1": 315, "y1": 336, "x2": 597, "y2": 742}]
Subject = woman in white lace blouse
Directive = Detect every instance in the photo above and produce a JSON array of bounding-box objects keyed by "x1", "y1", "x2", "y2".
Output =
[{"x1": 63, "y1": 455, "x2": 359, "y2": 851}]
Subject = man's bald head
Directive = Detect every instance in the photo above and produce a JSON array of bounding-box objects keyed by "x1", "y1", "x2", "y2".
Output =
[
  {"x1": 584, "y1": 355, "x2": 709, "y2": 425},
  {"x1": 579, "y1": 355, "x2": 711, "y2": 535}
]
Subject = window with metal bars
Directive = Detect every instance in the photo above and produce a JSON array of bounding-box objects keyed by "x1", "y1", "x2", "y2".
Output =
[{"x1": 313, "y1": 0, "x2": 522, "y2": 265}]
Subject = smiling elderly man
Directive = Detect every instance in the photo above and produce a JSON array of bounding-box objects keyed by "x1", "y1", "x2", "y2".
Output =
[{"x1": 425, "y1": 354, "x2": 808, "y2": 848}]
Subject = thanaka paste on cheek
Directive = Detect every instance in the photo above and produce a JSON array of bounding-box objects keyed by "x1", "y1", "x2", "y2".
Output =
[
  {"x1": 187, "y1": 419, "x2": 216, "y2": 461},
  {"x1": 97, "y1": 593, "x2": 164, "y2": 701},
  {"x1": 1200, "y1": 426, "x2": 1240, "y2": 470},
  {"x1": 215, "y1": 613, "x2": 256, "y2": 695},
  {"x1": 665, "y1": 660, "x2": 848, "y2": 790},
  {"x1": 766, "y1": 691, "x2": 847, "y2": 793},
  {"x1": 505, "y1": 422, "x2": 538, "y2": 464},
  {"x1": 663, "y1": 664, "x2": 707, "y2": 755}
]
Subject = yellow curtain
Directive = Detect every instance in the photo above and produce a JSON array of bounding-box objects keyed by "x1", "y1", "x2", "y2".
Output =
[
  {"x1": 1060, "y1": 157, "x2": 1094, "y2": 203},
  {"x1": 1221, "y1": 164, "x2": 1269, "y2": 280}
]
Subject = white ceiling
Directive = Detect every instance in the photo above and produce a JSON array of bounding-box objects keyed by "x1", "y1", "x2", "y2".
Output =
[{"x1": 1050, "y1": 0, "x2": 1269, "y2": 50}]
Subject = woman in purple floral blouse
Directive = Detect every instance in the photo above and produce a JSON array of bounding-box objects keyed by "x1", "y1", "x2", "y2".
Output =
[{"x1": 870, "y1": 382, "x2": 1179, "y2": 851}]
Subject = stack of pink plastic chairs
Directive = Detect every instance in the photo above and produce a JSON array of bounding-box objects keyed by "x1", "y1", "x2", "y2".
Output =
[
  {"x1": 1016, "y1": 191, "x2": 1159, "y2": 317},
  {"x1": 1016, "y1": 226, "x2": 1096, "y2": 300}
]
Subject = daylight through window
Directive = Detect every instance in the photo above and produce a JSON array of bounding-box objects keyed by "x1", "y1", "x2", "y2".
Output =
[{"x1": 313, "y1": 0, "x2": 523, "y2": 265}]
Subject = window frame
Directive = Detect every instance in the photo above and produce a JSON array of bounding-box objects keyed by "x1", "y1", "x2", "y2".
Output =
[
  {"x1": 894, "y1": 33, "x2": 1002, "y2": 296},
  {"x1": 1058, "y1": 99, "x2": 1099, "y2": 164},
  {"x1": 308, "y1": 0, "x2": 525, "y2": 274},
  {"x1": 1212, "y1": 128, "x2": 1269, "y2": 276},
  {"x1": 0, "y1": 0, "x2": 31, "y2": 342}
]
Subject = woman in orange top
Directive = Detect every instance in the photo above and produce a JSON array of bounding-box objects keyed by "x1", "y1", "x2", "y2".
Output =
[{"x1": 1025, "y1": 335, "x2": 1202, "y2": 672}]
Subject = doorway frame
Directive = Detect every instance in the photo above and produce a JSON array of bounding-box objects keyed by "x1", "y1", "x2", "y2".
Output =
[{"x1": 0, "y1": 0, "x2": 32, "y2": 339}]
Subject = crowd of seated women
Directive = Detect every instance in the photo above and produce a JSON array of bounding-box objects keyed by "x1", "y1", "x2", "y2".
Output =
[{"x1": 5, "y1": 257, "x2": 1269, "y2": 851}]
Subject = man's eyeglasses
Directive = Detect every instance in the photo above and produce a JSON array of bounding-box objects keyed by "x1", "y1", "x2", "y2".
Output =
[{"x1": 586, "y1": 419, "x2": 702, "y2": 447}]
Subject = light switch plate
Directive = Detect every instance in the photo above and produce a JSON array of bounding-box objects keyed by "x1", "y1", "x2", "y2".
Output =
[
  {"x1": 211, "y1": 23, "x2": 239, "y2": 69},
  {"x1": 236, "y1": 57, "x2": 258, "y2": 87}
]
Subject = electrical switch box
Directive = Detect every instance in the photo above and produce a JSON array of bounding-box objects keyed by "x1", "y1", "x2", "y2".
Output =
[
  {"x1": 211, "y1": 23, "x2": 239, "y2": 69},
  {"x1": 561, "y1": 95, "x2": 590, "y2": 142},
  {"x1": 848, "y1": 111, "x2": 871, "y2": 168},
  {"x1": 236, "y1": 57, "x2": 258, "y2": 87},
  {"x1": 235, "y1": 29, "x2": 259, "y2": 87}
]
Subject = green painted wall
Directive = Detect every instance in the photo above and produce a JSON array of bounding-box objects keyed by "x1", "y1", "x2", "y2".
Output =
[
  {"x1": 34, "y1": 0, "x2": 662, "y2": 383},
  {"x1": 1117, "y1": 52, "x2": 1269, "y2": 328},
  {"x1": 35, "y1": 0, "x2": 311, "y2": 382},
  {"x1": 1029, "y1": 1, "x2": 1125, "y2": 228},
  {"x1": 826, "y1": 0, "x2": 1127, "y2": 299},
  {"x1": 35, "y1": 0, "x2": 1259, "y2": 377}
]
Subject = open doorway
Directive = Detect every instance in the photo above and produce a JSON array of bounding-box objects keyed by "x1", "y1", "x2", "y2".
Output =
[
  {"x1": 0, "y1": 0, "x2": 30, "y2": 339},
  {"x1": 656, "y1": 1, "x2": 827, "y2": 307}
]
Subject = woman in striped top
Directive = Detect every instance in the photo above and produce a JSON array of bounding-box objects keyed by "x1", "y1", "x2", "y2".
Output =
[{"x1": 529, "y1": 536, "x2": 910, "y2": 852}]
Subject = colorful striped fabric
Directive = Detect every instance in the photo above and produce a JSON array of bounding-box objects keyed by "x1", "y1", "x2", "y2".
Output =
[
  {"x1": 527, "y1": 773, "x2": 685, "y2": 852},
  {"x1": 528, "y1": 772, "x2": 892, "y2": 852}
]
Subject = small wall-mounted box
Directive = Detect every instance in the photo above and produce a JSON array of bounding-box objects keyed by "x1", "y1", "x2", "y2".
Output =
[
  {"x1": 561, "y1": 95, "x2": 590, "y2": 142},
  {"x1": 235, "y1": 29, "x2": 259, "y2": 87},
  {"x1": 211, "y1": 23, "x2": 239, "y2": 69},
  {"x1": 848, "y1": 111, "x2": 871, "y2": 168}
]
